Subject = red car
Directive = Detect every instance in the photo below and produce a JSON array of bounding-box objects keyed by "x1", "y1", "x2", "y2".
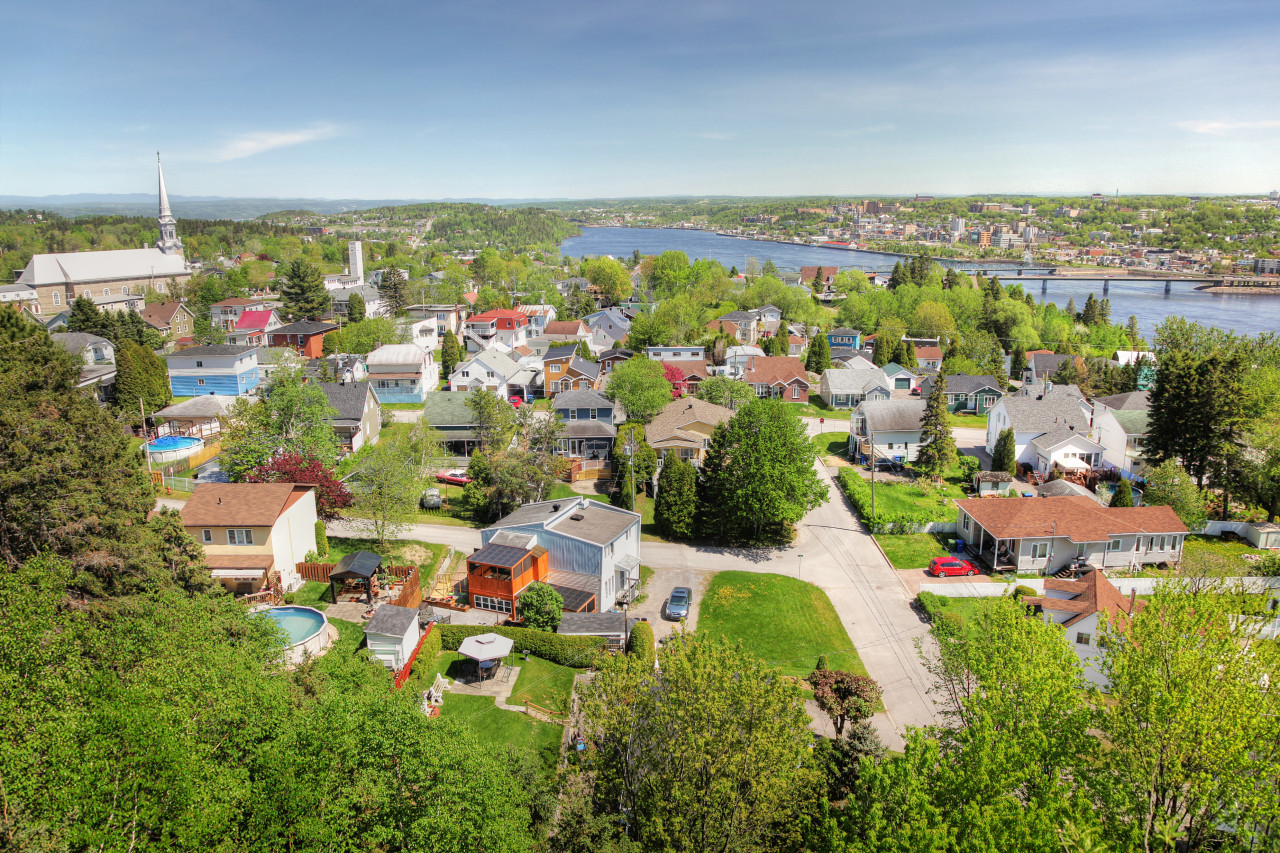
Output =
[
  {"x1": 910, "y1": 386, "x2": 921, "y2": 396},
  {"x1": 927, "y1": 557, "x2": 978, "y2": 577},
  {"x1": 509, "y1": 396, "x2": 523, "y2": 408},
  {"x1": 436, "y1": 472, "x2": 471, "y2": 486}
]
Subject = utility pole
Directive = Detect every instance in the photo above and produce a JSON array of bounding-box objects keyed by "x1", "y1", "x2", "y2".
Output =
[{"x1": 869, "y1": 426, "x2": 876, "y2": 521}]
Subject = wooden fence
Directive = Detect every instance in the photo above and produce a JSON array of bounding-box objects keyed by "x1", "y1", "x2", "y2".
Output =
[
  {"x1": 525, "y1": 700, "x2": 568, "y2": 724},
  {"x1": 389, "y1": 565, "x2": 422, "y2": 609},
  {"x1": 295, "y1": 561, "x2": 417, "y2": 583},
  {"x1": 393, "y1": 621, "x2": 435, "y2": 690}
]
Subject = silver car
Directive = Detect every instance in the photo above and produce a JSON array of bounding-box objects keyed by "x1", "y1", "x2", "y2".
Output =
[{"x1": 666, "y1": 587, "x2": 692, "y2": 620}]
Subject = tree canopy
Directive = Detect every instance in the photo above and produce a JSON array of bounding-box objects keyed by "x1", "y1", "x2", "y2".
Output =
[{"x1": 603, "y1": 357, "x2": 672, "y2": 425}]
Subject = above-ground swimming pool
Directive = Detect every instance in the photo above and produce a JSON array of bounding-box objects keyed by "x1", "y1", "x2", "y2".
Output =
[
  {"x1": 146, "y1": 435, "x2": 204, "y2": 463},
  {"x1": 256, "y1": 605, "x2": 333, "y2": 664}
]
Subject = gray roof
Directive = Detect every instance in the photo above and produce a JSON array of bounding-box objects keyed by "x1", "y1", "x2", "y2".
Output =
[
  {"x1": 50, "y1": 332, "x2": 109, "y2": 354},
  {"x1": 1094, "y1": 390, "x2": 1150, "y2": 411},
  {"x1": 1036, "y1": 479, "x2": 1095, "y2": 498},
  {"x1": 155, "y1": 395, "x2": 235, "y2": 419},
  {"x1": 823, "y1": 367, "x2": 890, "y2": 394},
  {"x1": 555, "y1": 389, "x2": 612, "y2": 409},
  {"x1": 551, "y1": 501, "x2": 637, "y2": 545},
  {"x1": 422, "y1": 391, "x2": 477, "y2": 426},
  {"x1": 1028, "y1": 352, "x2": 1076, "y2": 380},
  {"x1": 364, "y1": 604, "x2": 419, "y2": 638},
  {"x1": 464, "y1": 347, "x2": 521, "y2": 379},
  {"x1": 882, "y1": 363, "x2": 918, "y2": 378},
  {"x1": 545, "y1": 343, "x2": 581, "y2": 361},
  {"x1": 975, "y1": 471, "x2": 1014, "y2": 482},
  {"x1": 569, "y1": 356, "x2": 600, "y2": 379},
  {"x1": 859, "y1": 399, "x2": 927, "y2": 433},
  {"x1": 923, "y1": 374, "x2": 1003, "y2": 395},
  {"x1": 999, "y1": 394, "x2": 1090, "y2": 437},
  {"x1": 829, "y1": 327, "x2": 861, "y2": 336},
  {"x1": 563, "y1": 421, "x2": 617, "y2": 439},
  {"x1": 272, "y1": 320, "x2": 338, "y2": 337},
  {"x1": 167, "y1": 344, "x2": 257, "y2": 358},
  {"x1": 1111, "y1": 409, "x2": 1150, "y2": 435},
  {"x1": 316, "y1": 381, "x2": 374, "y2": 425},
  {"x1": 557, "y1": 611, "x2": 628, "y2": 637},
  {"x1": 600, "y1": 348, "x2": 635, "y2": 360}
]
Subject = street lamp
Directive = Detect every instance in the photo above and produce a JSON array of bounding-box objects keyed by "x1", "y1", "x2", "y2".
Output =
[{"x1": 798, "y1": 554, "x2": 804, "y2": 580}]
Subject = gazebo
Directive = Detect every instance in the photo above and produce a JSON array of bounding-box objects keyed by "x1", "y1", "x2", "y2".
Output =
[
  {"x1": 328, "y1": 550, "x2": 382, "y2": 604},
  {"x1": 457, "y1": 632, "x2": 514, "y2": 682}
]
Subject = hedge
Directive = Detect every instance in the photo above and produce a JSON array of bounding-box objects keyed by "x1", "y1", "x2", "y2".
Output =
[
  {"x1": 437, "y1": 624, "x2": 605, "y2": 668},
  {"x1": 627, "y1": 620, "x2": 655, "y2": 666},
  {"x1": 315, "y1": 521, "x2": 329, "y2": 557},
  {"x1": 837, "y1": 469, "x2": 941, "y2": 535},
  {"x1": 916, "y1": 590, "x2": 948, "y2": 622},
  {"x1": 1013, "y1": 585, "x2": 1037, "y2": 600},
  {"x1": 420, "y1": 622, "x2": 443, "y2": 661}
]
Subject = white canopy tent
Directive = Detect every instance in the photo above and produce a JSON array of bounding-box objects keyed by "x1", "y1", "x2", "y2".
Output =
[{"x1": 456, "y1": 632, "x2": 514, "y2": 682}]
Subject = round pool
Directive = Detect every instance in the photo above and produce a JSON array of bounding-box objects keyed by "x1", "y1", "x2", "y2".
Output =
[
  {"x1": 256, "y1": 605, "x2": 333, "y2": 664},
  {"x1": 147, "y1": 435, "x2": 204, "y2": 463}
]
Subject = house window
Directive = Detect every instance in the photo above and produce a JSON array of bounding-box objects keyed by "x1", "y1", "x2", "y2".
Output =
[
  {"x1": 886, "y1": 442, "x2": 894, "y2": 450},
  {"x1": 1031, "y1": 542, "x2": 1049, "y2": 559},
  {"x1": 1107, "y1": 539, "x2": 1123, "y2": 552},
  {"x1": 197, "y1": 379, "x2": 206, "y2": 386},
  {"x1": 202, "y1": 529, "x2": 212, "y2": 543},
  {"x1": 1075, "y1": 631, "x2": 1092, "y2": 646},
  {"x1": 473, "y1": 595, "x2": 512, "y2": 615},
  {"x1": 569, "y1": 410, "x2": 577, "y2": 420},
  {"x1": 792, "y1": 386, "x2": 801, "y2": 399},
  {"x1": 102, "y1": 288, "x2": 110, "y2": 297},
  {"x1": 962, "y1": 514, "x2": 970, "y2": 532},
  {"x1": 122, "y1": 286, "x2": 129, "y2": 295},
  {"x1": 195, "y1": 361, "x2": 203, "y2": 368},
  {"x1": 227, "y1": 529, "x2": 254, "y2": 545},
  {"x1": 1151, "y1": 536, "x2": 1167, "y2": 552},
  {"x1": 52, "y1": 292, "x2": 61, "y2": 306},
  {"x1": 590, "y1": 408, "x2": 598, "y2": 420},
  {"x1": 1077, "y1": 543, "x2": 1087, "y2": 558}
]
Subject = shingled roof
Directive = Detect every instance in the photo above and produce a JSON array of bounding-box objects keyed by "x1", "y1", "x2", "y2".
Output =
[
  {"x1": 1023, "y1": 569, "x2": 1147, "y2": 628},
  {"x1": 954, "y1": 495, "x2": 1186, "y2": 543}
]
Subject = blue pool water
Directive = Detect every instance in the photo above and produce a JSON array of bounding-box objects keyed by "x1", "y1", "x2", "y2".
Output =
[
  {"x1": 258, "y1": 606, "x2": 327, "y2": 645},
  {"x1": 148, "y1": 436, "x2": 202, "y2": 452}
]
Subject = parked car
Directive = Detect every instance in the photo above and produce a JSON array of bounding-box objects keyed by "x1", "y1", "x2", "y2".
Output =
[
  {"x1": 666, "y1": 587, "x2": 692, "y2": 620},
  {"x1": 927, "y1": 557, "x2": 978, "y2": 578},
  {"x1": 910, "y1": 386, "x2": 921, "y2": 396},
  {"x1": 436, "y1": 471, "x2": 471, "y2": 486},
  {"x1": 509, "y1": 395, "x2": 523, "y2": 407}
]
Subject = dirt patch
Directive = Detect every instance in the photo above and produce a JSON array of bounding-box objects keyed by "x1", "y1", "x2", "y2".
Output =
[{"x1": 397, "y1": 543, "x2": 434, "y2": 567}]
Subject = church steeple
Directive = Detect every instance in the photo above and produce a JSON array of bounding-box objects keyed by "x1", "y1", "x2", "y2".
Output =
[{"x1": 156, "y1": 152, "x2": 183, "y2": 255}]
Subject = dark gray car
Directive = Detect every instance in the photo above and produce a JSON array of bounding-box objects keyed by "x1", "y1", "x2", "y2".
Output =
[{"x1": 666, "y1": 586, "x2": 692, "y2": 620}]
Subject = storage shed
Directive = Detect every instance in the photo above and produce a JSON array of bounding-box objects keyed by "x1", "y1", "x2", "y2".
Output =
[
  {"x1": 973, "y1": 470, "x2": 1014, "y2": 497},
  {"x1": 363, "y1": 604, "x2": 422, "y2": 670}
]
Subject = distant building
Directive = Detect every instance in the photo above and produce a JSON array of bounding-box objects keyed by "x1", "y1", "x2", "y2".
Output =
[
  {"x1": 50, "y1": 332, "x2": 117, "y2": 405},
  {"x1": 164, "y1": 344, "x2": 261, "y2": 397}
]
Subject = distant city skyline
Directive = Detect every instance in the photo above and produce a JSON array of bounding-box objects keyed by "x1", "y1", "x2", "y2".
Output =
[{"x1": 3, "y1": 0, "x2": 1277, "y2": 199}]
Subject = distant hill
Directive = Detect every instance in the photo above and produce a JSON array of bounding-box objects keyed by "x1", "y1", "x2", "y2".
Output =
[{"x1": 0, "y1": 194, "x2": 575, "y2": 220}]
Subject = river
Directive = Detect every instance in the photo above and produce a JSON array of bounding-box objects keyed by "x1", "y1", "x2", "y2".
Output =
[{"x1": 558, "y1": 227, "x2": 1280, "y2": 339}]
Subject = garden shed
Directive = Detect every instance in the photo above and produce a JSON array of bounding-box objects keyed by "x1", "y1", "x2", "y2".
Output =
[
  {"x1": 329, "y1": 550, "x2": 382, "y2": 604},
  {"x1": 973, "y1": 471, "x2": 1014, "y2": 497},
  {"x1": 363, "y1": 604, "x2": 422, "y2": 670}
]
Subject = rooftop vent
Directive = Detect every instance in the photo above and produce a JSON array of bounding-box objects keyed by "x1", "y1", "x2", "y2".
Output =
[
  {"x1": 551, "y1": 503, "x2": 561, "y2": 512},
  {"x1": 570, "y1": 513, "x2": 585, "y2": 521}
]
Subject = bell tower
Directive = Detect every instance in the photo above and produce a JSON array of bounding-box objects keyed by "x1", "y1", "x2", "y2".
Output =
[{"x1": 156, "y1": 152, "x2": 184, "y2": 255}]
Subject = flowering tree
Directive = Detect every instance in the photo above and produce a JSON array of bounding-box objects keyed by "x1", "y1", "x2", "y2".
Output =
[
  {"x1": 662, "y1": 362, "x2": 685, "y2": 398},
  {"x1": 806, "y1": 668, "x2": 882, "y2": 736},
  {"x1": 245, "y1": 453, "x2": 353, "y2": 521}
]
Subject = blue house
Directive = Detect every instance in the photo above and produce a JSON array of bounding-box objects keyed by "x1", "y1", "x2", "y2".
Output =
[
  {"x1": 554, "y1": 389, "x2": 619, "y2": 460},
  {"x1": 165, "y1": 345, "x2": 260, "y2": 397},
  {"x1": 827, "y1": 328, "x2": 862, "y2": 350}
]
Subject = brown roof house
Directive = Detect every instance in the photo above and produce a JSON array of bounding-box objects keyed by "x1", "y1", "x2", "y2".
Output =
[
  {"x1": 954, "y1": 495, "x2": 1187, "y2": 576},
  {"x1": 1023, "y1": 570, "x2": 1148, "y2": 689},
  {"x1": 742, "y1": 356, "x2": 810, "y2": 402},
  {"x1": 139, "y1": 301, "x2": 197, "y2": 346},
  {"x1": 180, "y1": 483, "x2": 319, "y2": 596},
  {"x1": 645, "y1": 397, "x2": 735, "y2": 466}
]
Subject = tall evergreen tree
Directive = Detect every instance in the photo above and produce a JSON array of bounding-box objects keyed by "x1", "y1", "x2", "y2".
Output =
[
  {"x1": 440, "y1": 329, "x2": 463, "y2": 379},
  {"x1": 805, "y1": 330, "x2": 830, "y2": 373},
  {"x1": 346, "y1": 291, "x2": 366, "y2": 323},
  {"x1": 66, "y1": 295, "x2": 113, "y2": 340},
  {"x1": 114, "y1": 341, "x2": 170, "y2": 420},
  {"x1": 1009, "y1": 343, "x2": 1027, "y2": 380},
  {"x1": 654, "y1": 454, "x2": 697, "y2": 540},
  {"x1": 887, "y1": 262, "x2": 909, "y2": 290},
  {"x1": 901, "y1": 339, "x2": 918, "y2": 368},
  {"x1": 871, "y1": 333, "x2": 893, "y2": 367},
  {"x1": 379, "y1": 267, "x2": 409, "y2": 316},
  {"x1": 1081, "y1": 293, "x2": 1100, "y2": 326},
  {"x1": 992, "y1": 426, "x2": 1017, "y2": 476},
  {"x1": 278, "y1": 258, "x2": 330, "y2": 320},
  {"x1": 915, "y1": 375, "x2": 957, "y2": 481},
  {"x1": 1109, "y1": 478, "x2": 1135, "y2": 507}
]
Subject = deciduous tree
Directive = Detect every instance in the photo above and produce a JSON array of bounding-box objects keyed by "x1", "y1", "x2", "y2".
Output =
[
  {"x1": 806, "y1": 669, "x2": 881, "y2": 737},
  {"x1": 244, "y1": 452, "x2": 353, "y2": 521},
  {"x1": 1141, "y1": 459, "x2": 1206, "y2": 530},
  {"x1": 604, "y1": 357, "x2": 672, "y2": 424},
  {"x1": 517, "y1": 581, "x2": 563, "y2": 631},
  {"x1": 696, "y1": 375, "x2": 754, "y2": 410}
]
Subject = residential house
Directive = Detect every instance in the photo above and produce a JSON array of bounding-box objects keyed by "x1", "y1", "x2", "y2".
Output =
[
  {"x1": 139, "y1": 301, "x2": 197, "y2": 344},
  {"x1": 919, "y1": 374, "x2": 1005, "y2": 413},
  {"x1": 306, "y1": 353, "x2": 367, "y2": 384},
  {"x1": 830, "y1": 349, "x2": 876, "y2": 369},
  {"x1": 164, "y1": 344, "x2": 260, "y2": 397},
  {"x1": 211, "y1": 297, "x2": 270, "y2": 333},
  {"x1": 366, "y1": 343, "x2": 436, "y2": 404},
  {"x1": 743, "y1": 356, "x2": 810, "y2": 401},
  {"x1": 363, "y1": 605, "x2": 422, "y2": 671},
  {"x1": 329, "y1": 284, "x2": 382, "y2": 320},
  {"x1": 1023, "y1": 570, "x2": 1149, "y2": 689},
  {"x1": 463, "y1": 308, "x2": 530, "y2": 353},
  {"x1": 883, "y1": 362, "x2": 921, "y2": 391},
  {"x1": 317, "y1": 381, "x2": 381, "y2": 455},
  {"x1": 709, "y1": 306, "x2": 782, "y2": 345},
  {"x1": 152, "y1": 394, "x2": 233, "y2": 439},
  {"x1": 645, "y1": 397, "x2": 734, "y2": 465},
  {"x1": 226, "y1": 308, "x2": 282, "y2": 347},
  {"x1": 540, "y1": 319, "x2": 592, "y2": 347},
  {"x1": 405, "y1": 304, "x2": 467, "y2": 340},
  {"x1": 583, "y1": 307, "x2": 631, "y2": 350},
  {"x1": 450, "y1": 346, "x2": 525, "y2": 398},
  {"x1": 598, "y1": 348, "x2": 635, "y2": 374},
  {"x1": 659, "y1": 358, "x2": 708, "y2": 396},
  {"x1": 645, "y1": 345, "x2": 704, "y2": 362},
  {"x1": 1023, "y1": 352, "x2": 1078, "y2": 385},
  {"x1": 914, "y1": 345, "x2": 944, "y2": 371},
  {"x1": 954, "y1": 495, "x2": 1187, "y2": 577},
  {"x1": 422, "y1": 390, "x2": 484, "y2": 455},
  {"x1": 1112, "y1": 350, "x2": 1157, "y2": 390},
  {"x1": 820, "y1": 367, "x2": 892, "y2": 409},
  {"x1": 473, "y1": 496, "x2": 643, "y2": 614},
  {"x1": 787, "y1": 334, "x2": 805, "y2": 357},
  {"x1": 269, "y1": 320, "x2": 337, "y2": 359},
  {"x1": 985, "y1": 389, "x2": 1102, "y2": 478},
  {"x1": 826, "y1": 327, "x2": 862, "y2": 350},
  {"x1": 515, "y1": 303, "x2": 557, "y2": 336},
  {"x1": 800, "y1": 266, "x2": 839, "y2": 290},
  {"x1": 180, "y1": 482, "x2": 319, "y2": 595},
  {"x1": 542, "y1": 344, "x2": 601, "y2": 396},
  {"x1": 849, "y1": 399, "x2": 926, "y2": 462},
  {"x1": 554, "y1": 389, "x2": 618, "y2": 461},
  {"x1": 1090, "y1": 391, "x2": 1150, "y2": 478},
  {"x1": 50, "y1": 332, "x2": 117, "y2": 404}
]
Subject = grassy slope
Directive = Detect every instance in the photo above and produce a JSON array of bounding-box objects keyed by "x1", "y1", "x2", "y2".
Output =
[{"x1": 878, "y1": 533, "x2": 951, "y2": 571}]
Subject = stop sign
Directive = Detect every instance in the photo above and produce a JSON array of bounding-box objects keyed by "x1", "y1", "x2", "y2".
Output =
[{"x1": 820, "y1": 418, "x2": 825, "y2": 425}]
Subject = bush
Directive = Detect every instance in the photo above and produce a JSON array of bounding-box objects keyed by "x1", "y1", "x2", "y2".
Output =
[
  {"x1": 1013, "y1": 585, "x2": 1037, "y2": 600},
  {"x1": 438, "y1": 624, "x2": 605, "y2": 668},
  {"x1": 816, "y1": 653, "x2": 829, "y2": 671},
  {"x1": 419, "y1": 622, "x2": 443, "y2": 661},
  {"x1": 315, "y1": 521, "x2": 329, "y2": 556},
  {"x1": 956, "y1": 455, "x2": 980, "y2": 479},
  {"x1": 627, "y1": 620, "x2": 655, "y2": 666},
  {"x1": 837, "y1": 469, "x2": 940, "y2": 534},
  {"x1": 282, "y1": 593, "x2": 296, "y2": 604},
  {"x1": 517, "y1": 581, "x2": 564, "y2": 632},
  {"x1": 916, "y1": 590, "x2": 948, "y2": 622}
]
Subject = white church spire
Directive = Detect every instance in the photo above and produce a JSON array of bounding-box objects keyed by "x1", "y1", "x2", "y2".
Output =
[{"x1": 156, "y1": 152, "x2": 183, "y2": 255}]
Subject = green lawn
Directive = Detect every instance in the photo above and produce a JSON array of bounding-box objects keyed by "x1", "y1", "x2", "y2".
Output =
[
  {"x1": 947, "y1": 413, "x2": 989, "y2": 429},
  {"x1": 381, "y1": 402, "x2": 425, "y2": 411},
  {"x1": 508, "y1": 656, "x2": 579, "y2": 715},
  {"x1": 697, "y1": 571, "x2": 870, "y2": 680},
  {"x1": 812, "y1": 430, "x2": 850, "y2": 458},
  {"x1": 861, "y1": 476, "x2": 966, "y2": 523},
  {"x1": 929, "y1": 594, "x2": 1002, "y2": 627},
  {"x1": 1182, "y1": 534, "x2": 1268, "y2": 566},
  {"x1": 326, "y1": 536, "x2": 447, "y2": 575},
  {"x1": 878, "y1": 533, "x2": 950, "y2": 571},
  {"x1": 785, "y1": 398, "x2": 852, "y2": 420}
]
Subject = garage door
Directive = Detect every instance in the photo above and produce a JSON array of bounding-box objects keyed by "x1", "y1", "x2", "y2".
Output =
[{"x1": 895, "y1": 377, "x2": 911, "y2": 389}]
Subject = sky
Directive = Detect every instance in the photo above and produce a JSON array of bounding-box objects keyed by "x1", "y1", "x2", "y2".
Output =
[{"x1": 3, "y1": 0, "x2": 1278, "y2": 199}]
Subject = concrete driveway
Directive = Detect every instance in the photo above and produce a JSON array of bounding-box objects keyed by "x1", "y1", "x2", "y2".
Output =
[
  {"x1": 953, "y1": 426, "x2": 991, "y2": 468},
  {"x1": 629, "y1": 565, "x2": 713, "y2": 640}
]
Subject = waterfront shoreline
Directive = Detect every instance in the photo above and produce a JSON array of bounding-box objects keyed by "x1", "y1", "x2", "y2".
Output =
[{"x1": 1195, "y1": 283, "x2": 1280, "y2": 295}]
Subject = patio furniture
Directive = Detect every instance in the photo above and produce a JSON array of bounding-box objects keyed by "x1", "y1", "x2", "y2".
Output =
[
  {"x1": 457, "y1": 632, "x2": 514, "y2": 684},
  {"x1": 328, "y1": 551, "x2": 383, "y2": 605}
]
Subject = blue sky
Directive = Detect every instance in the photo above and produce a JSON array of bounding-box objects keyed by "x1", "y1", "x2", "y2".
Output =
[{"x1": 3, "y1": 0, "x2": 1278, "y2": 199}]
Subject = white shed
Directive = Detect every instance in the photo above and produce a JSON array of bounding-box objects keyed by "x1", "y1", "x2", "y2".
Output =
[
  {"x1": 363, "y1": 604, "x2": 422, "y2": 670},
  {"x1": 973, "y1": 471, "x2": 1014, "y2": 497}
]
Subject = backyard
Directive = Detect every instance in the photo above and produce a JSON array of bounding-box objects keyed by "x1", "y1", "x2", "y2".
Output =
[
  {"x1": 947, "y1": 413, "x2": 988, "y2": 429},
  {"x1": 785, "y1": 397, "x2": 852, "y2": 420},
  {"x1": 696, "y1": 571, "x2": 870, "y2": 679},
  {"x1": 325, "y1": 536, "x2": 449, "y2": 577}
]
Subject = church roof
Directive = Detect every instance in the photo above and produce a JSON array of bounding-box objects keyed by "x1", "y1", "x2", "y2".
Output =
[{"x1": 16, "y1": 248, "x2": 188, "y2": 287}]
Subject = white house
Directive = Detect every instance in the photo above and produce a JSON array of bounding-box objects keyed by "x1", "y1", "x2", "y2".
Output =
[
  {"x1": 1024, "y1": 570, "x2": 1148, "y2": 689},
  {"x1": 449, "y1": 346, "x2": 524, "y2": 397},
  {"x1": 365, "y1": 343, "x2": 436, "y2": 404},
  {"x1": 363, "y1": 604, "x2": 422, "y2": 670},
  {"x1": 985, "y1": 389, "x2": 1102, "y2": 477},
  {"x1": 1091, "y1": 403, "x2": 1150, "y2": 479},
  {"x1": 50, "y1": 332, "x2": 117, "y2": 404},
  {"x1": 819, "y1": 367, "x2": 892, "y2": 409},
  {"x1": 516, "y1": 303, "x2": 557, "y2": 336},
  {"x1": 646, "y1": 345, "x2": 704, "y2": 362},
  {"x1": 849, "y1": 399, "x2": 926, "y2": 462}
]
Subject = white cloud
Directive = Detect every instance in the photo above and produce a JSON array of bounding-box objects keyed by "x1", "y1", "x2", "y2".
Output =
[
  {"x1": 1174, "y1": 118, "x2": 1280, "y2": 135},
  {"x1": 214, "y1": 124, "x2": 343, "y2": 160}
]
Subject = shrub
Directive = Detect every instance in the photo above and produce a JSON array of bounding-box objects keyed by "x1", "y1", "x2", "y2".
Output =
[
  {"x1": 315, "y1": 521, "x2": 329, "y2": 556},
  {"x1": 282, "y1": 593, "x2": 296, "y2": 604},
  {"x1": 419, "y1": 622, "x2": 443, "y2": 661},
  {"x1": 816, "y1": 653, "x2": 829, "y2": 671},
  {"x1": 916, "y1": 590, "x2": 948, "y2": 622},
  {"x1": 627, "y1": 620, "x2": 655, "y2": 666},
  {"x1": 517, "y1": 582, "x2": 564, "y2": 632},
  {"x1": 1013, "y1": 585, "x2": 1038, "y2": 600},
  {"x1": 438, "y1": 624, "x2": 605, "y2": 668},
  {"x1": 956, "y1": 455, "x2": 980, "y2": 479}
]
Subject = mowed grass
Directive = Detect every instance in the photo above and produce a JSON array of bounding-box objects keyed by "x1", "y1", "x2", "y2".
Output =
[
  {"x1": 879, "y1": 533, "x2": 950, "y2": 571},
  {"x1": 292, "y1": 580, "x2": 333, "y2": 610},
  {"x1": 508, "y1": 656, "x2": 579, "y2": 715},
  {"x1": 696, "y1": 571, "x2": 869, "y2": 679},
  {"x1": 812, "y1": 431, "x2": 850, "y2": 458},
  {"x1": 785, "y1": 398, "x2": 852, "y2": 420},
  {"x1": 930, "y1": 594, "x2": 1002, "y2": 626},
  {"x1": 947, "y1": 413, "x2": 989, "y2": 429}
]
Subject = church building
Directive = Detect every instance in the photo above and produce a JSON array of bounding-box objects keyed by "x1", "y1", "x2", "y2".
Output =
[{"x1": 15, "y1": 154, "x2": 193, "y2": 318}]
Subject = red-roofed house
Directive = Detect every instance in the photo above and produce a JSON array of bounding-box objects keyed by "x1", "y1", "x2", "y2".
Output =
[
  {"x1": 463, "y1": 308, "x2": 530, "y2": 352},
  {"x1": 211, "y1": 297, "x2": 271, "y2": 332},
  {"x1": 743, "y1": 356, "x2": 811, "y2": 402},
  {"x1": 954, "y1": 495, "x2": 1187, "y2": 575},
  {"x1": 915, "y1": 346, "x2": 944, "y2": 370},
  {"x1": 800, "y1": 266, "x2": 839, "y2": 288},
  {"x1": 227, "y1": 308, "x2": 282, "y2": 347},
  {"x1": 1023, "y1": 570, "x2": 1147, "y2": 689}
]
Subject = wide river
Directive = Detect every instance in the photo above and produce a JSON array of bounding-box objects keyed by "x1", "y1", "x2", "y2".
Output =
[{"x1": 559, "y1": 226, "x2": 1280, "y2": 339}]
